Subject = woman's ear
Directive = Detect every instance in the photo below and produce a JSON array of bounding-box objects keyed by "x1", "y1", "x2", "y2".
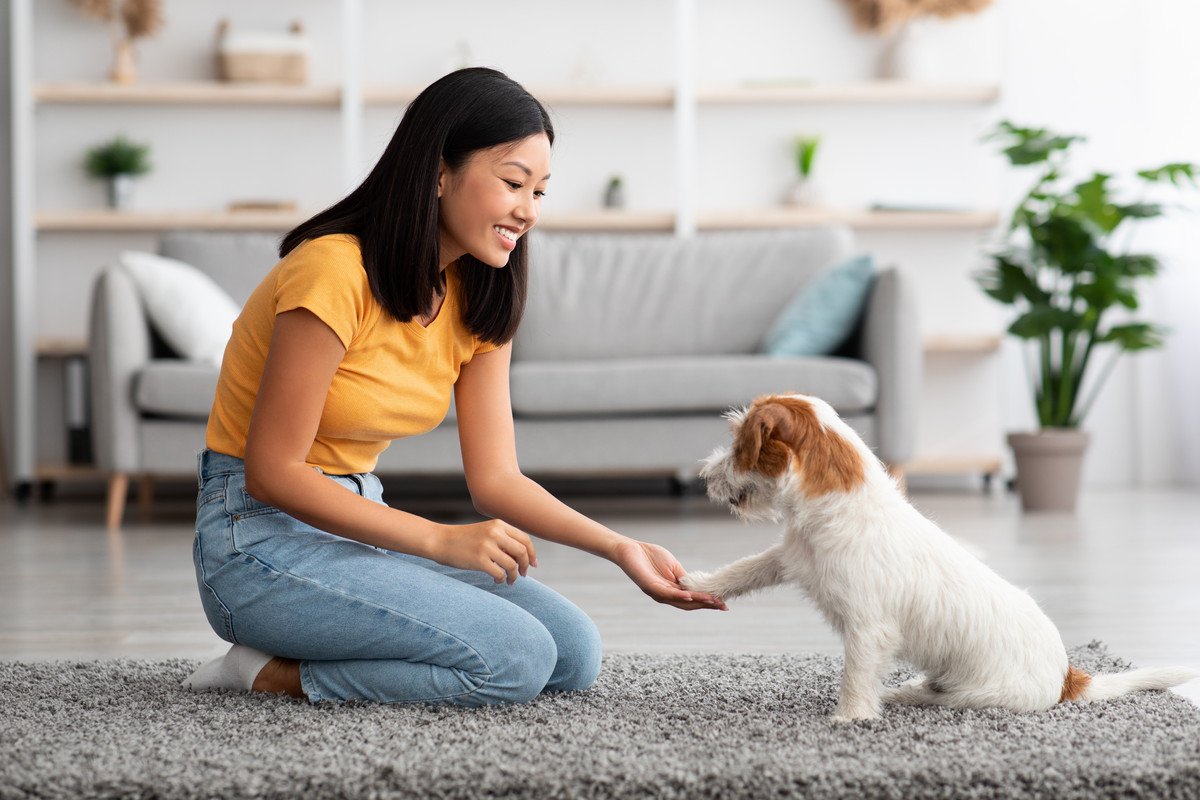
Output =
[{"x1": 437, "y1": 159, "x2": 448, "y2": 198}]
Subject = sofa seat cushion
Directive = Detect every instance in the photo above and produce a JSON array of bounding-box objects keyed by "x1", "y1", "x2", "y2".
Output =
[
  {"x1": 510, "y1": 356, "x2": 877, "y2": 418},
  {"x1": 135, "y1": 360, "x2": 220, "y2": 419}
]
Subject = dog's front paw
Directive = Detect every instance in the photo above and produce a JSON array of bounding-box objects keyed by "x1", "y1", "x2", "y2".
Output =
[
  {"x1": 679, "y1": 571, "x2": 716, "y2": 595},
  {"x1": 830, "y1": 710, "x2": 881, "y2": 724}
]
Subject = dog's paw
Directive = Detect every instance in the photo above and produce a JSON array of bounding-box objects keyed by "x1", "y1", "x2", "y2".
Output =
[
  {"x1": 830, "y1": 711, "x2": 881, "y2": 724},
  {"x1": 679, "y1": 571, "x2": 715, "y2": 594}
]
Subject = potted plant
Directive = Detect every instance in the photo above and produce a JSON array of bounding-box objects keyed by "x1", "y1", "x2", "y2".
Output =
[
  {"x1": 978, "y1": 120, "x2": 1197, "y2": 511},
  {"x1": 85, "y1": 135, "x2": 152, "y2": 210},
  {"x1": 785, "y1": 135, "x2": 822, "y2": 206}
]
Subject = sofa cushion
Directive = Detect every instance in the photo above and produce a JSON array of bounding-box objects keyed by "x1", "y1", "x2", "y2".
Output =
[
  {"x1": 763, "y1": 254, "x2": 876, "y2": 356},
  {"x1": 515, "y1": 228, "x2": 856, "y2": 362},
  {"x1": 510, "y1": 356, "x2": 876, "y2": 418},
  {"x1": 134, "y1": 361, "x2": 220, "y2": 419},
  {"x1": 118, "y1": 250, "x2": 242, "y2": 366}
]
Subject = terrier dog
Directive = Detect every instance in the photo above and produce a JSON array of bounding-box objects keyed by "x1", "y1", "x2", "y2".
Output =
[{"x1": 680, "y1": 393, "x2": 1197, "y2": 722}]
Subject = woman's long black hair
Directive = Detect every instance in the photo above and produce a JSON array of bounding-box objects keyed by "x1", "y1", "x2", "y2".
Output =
[{"x1": 280, "y1": 67, "x2": 554, "y2": 346}]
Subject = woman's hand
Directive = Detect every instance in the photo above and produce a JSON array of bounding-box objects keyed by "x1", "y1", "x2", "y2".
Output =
[
  {"x1": 611, "y1": 539, "x2": 727, "y2": 611},
  {"x1": 429, "y1": 520, "x2": 538, "y2": 584}
]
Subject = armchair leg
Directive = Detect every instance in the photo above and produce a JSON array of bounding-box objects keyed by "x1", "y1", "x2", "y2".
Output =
[
  {"x1": 886, "y1": 463, "x2": 907, "y2": 496},
  {"x1": 106, "y1": 473, "x2": 129, "y2": 530},
  {"x1": 138, "y1": 474, "x2": 155, "y2": 516}
]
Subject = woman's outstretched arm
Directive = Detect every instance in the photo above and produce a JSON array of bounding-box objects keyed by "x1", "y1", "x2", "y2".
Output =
[
  {"x1": 243, "y1": 309, "x2": 535, "y2": 584},
  {"x1": 455, "y1": 342, "x2": 725, "y2": 610}
]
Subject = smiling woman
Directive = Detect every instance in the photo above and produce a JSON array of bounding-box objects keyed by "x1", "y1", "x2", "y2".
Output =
[{"x1": 183, "y1": 67, "x2": 724, "y2": 709}]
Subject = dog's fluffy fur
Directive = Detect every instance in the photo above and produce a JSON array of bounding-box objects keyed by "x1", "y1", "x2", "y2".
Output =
[{"x1": 681, "y1": 393, "x2": 1197, "y2": 722}]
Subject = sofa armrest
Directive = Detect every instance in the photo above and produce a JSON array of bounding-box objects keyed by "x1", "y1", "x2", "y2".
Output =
[
  {"x1": 89, "y1": 267, "x2": 152, "y2": 472},
  {"x1": 858, "y1": 266, "x2": 922, "y2": 466}
]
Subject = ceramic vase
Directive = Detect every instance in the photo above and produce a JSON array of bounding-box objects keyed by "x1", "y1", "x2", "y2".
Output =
[{"x1": 1007, "y1": 429, "x2": 1091, "y2": 512}]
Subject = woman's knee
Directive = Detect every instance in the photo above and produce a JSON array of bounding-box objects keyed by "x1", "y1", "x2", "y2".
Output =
[
  {"x1": 471, "y1": 621, "x2": 559, "y2": 705},
  {"x1": 546, "y1": 610, "x2": 603, "y2": 693}
]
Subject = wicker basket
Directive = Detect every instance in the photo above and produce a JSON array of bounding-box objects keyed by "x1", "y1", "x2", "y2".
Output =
[{"x1": 216, "y1": 19, "x2": 309, "y2": 85}]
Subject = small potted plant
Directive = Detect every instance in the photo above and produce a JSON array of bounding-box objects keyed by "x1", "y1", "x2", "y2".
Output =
[
  {"x1": 978, "y1": 120, "x2": 1196, "y2": 511},
  {"x1": 785, "y1": 135, "x2": 822, "y2": 206},
  {"x1": 85, "y1": 135, "x2": 152, "y2": 210},
  {"x1": 603, "y1": 175, "x2": 625, "y2": 209}
]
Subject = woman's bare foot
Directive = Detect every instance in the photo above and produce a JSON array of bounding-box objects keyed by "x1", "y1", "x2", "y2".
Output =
[{"x1": 251, "y1": 657, "x2": 305, "y2": 698}]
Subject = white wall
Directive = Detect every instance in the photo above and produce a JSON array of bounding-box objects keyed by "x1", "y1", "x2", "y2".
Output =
[{"x1": 20, "y1": 0, "x2": 1198, "y2": 486}]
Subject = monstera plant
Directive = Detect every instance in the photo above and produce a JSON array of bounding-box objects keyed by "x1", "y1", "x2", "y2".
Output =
[{"x1": 978, "y1": 120, "x2": 1196, "y2": 511}]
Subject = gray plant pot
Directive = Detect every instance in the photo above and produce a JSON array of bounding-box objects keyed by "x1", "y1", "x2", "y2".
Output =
[
  {"x1": 107, "y1": 174, "x2": 134, "y2": 210},
  {"x1": 1007, "y1": 429, "x2": 1091, "y2": 513}
]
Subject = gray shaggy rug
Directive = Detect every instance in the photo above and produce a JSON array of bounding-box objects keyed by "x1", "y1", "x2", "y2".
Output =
[{"x1": 1, "y1": 642, "x2": 1197, "y2": 799}]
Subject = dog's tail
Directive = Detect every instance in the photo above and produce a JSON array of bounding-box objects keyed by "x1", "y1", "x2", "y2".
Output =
[{"x1": 1060, "y1": 664, "x2": 1199, "y2": 703}]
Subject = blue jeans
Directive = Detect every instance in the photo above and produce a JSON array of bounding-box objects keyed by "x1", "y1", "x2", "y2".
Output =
[{"x1": 192, "y1": 449, "x2": 602, "y2": 705}]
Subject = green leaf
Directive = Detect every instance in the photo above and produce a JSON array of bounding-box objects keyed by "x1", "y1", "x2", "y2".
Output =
[
  {"x1": 1008, "y1": 307, "x2": 1086, "y2": 339},
  {"x1": 1072, "y1": 173, "x2": 1123, "y2": 233},
  {"x1": 1097, "y1": 323, "x2": 1166, "y2": 351},
  {"x1": 1029, "y1": 212, "x2": 1098, "y2": 274},
  {"x1": 987, "y1": 120, "x2": 1084, "y2": 166},
  {"x1": 1137, "y1": 163, "x2": 1199, "y2": 187},
  {"x1": 976, "y1": 255, "x2": 1049, "y2": 306}
]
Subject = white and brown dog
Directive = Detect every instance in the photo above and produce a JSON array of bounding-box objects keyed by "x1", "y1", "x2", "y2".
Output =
[{"x1": 681, "y1": 393, "x2": 1197, "y2": 722}]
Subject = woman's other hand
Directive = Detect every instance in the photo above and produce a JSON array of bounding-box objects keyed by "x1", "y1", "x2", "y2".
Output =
[
  {"x1": 611, "y1": 539, "x2": 727, "y2": 611},
  {"x1": 430, "y1": 520, "x2": 538, "y2": 584}
]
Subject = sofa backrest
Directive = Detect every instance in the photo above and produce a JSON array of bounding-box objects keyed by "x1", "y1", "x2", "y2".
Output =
[
  {"x1": 513, "y1": 227, "x2": 856, "y2": 361},
  {"x1": 159, "y1": 231, "x2": 282, "y2": 306}
]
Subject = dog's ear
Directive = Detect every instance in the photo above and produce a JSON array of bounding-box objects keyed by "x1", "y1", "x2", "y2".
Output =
[
  {"x1": 736, "y1": 396, "x2": 865, "y2": 496},
  {"x1": 732, "y1": 400, "x2": 796, "y2": 478}
]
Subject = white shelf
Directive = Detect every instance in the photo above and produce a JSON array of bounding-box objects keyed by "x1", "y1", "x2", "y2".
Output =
[
  {"x1": 36, "y1": 209, "x2": 309, "y2": 232},
  {"x1": 35, "y1": 81, "x2": 342, "y2": 106},
  {"x1": 697, "y1": 208, "x2": 1000, "y2": 230},
  {"x1": 907, "y1": 454, "x2": 1003, "y2": 476},
  {"x1": 699, "y1": 81, "x2": 1000, "y2": 105},
  {"x1": 923, "y1": 334, "x2": 1003, "y2": 354}
]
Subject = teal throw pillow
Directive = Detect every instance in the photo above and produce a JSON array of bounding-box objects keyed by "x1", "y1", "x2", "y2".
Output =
[{"x1": 762, "y1": 254, "x2": 875, "y2": 356}]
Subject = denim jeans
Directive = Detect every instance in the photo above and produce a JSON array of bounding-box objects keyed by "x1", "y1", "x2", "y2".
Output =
[{"x1": 193, "y1": 448, "x2": 602, "y2": 705}]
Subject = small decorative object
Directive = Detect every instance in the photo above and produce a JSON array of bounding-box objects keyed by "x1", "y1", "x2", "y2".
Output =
[
  {"x1": 837, "y1": 0, "x2": 995, "y2": 80},
  {"x1": 216, "y1": 20, "x2": 309, "y2": 84},
  {"x1": 603, "y1": 176, "x2": 625, "y2": 209},
  {"x1": 784, "y1": 135, "x2": 822, "y2": 206},
  {"x1": 70, "y1": 0, "x2": 165, "y2": 85},
  {"x1": 85, "y1": 135, "x2": 152, "y2": 210},
  {"x1": 978, "y1": 120, "x2": 1197, "y2": 512},
  {"x1": 227, "y1": 200, "x2": 299, "y2": 213}
]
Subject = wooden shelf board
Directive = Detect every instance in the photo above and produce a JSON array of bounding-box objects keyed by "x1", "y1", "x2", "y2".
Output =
[
  {"x1": 907, "y1": 454, "x2": 1004, "y2": 476},
  {"x1": 35, "y1": 81, "x2": 341, "y2": 106},
  {"x1": 365, "y1": 84, "x2": 675, "y2": 107},
  {"x1": 698, "y1": 208, "x2": 1000, "y2": 230},
  {"x1": 699, "y1": 82, "x2": 1000, "y2": 105},
  {"x1": 539, "y1": 211, "x2": 676, "y2": 231},
  {"x1": 923, "y1": 334, "x2": 1003, "y2": 354},
  {"x1": 36, "y1": 338, "x2": 87, "y2": 358},
  {"x1": 35, "y1": 463, "x2": 107, "y2": 482},
  {"x1": 37, "y1": 209, "x2": 309, "y2": 232}
]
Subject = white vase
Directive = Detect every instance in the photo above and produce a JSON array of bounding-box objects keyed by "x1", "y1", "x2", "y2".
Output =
[
  {"x1": 107, "y1": 174, "x2": 134, "y2": 210},
  {"x1": 878, "y1": 19, "x2": 933, "y2": 81},
  {"x1": 784, "y1": 176, "x2": 823, "y2": 207}
]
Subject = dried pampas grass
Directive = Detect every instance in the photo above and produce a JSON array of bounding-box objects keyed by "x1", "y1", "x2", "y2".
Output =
[
  {"x1": 840, "y1": 0, "x2": 994, "y2": 33},
  {"x1": 71, "y1": 0, "x2": 164, "y2": 39}
]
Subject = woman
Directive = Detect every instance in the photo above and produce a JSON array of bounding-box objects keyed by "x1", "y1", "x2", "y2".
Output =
[{"x1": 183, "y1": 68, "x2": 725, "y2": 706}]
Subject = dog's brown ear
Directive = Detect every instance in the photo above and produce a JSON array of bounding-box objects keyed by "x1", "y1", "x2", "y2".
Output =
[
  {"x1": 732, "y1": 400, "x2": 796, "y2": 478},
  {"x1": 737, "y1": 396, "x2": 865, "y2": 496}
]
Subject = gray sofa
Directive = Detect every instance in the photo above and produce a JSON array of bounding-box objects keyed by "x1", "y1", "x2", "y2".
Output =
[{"x1": 89, "y1": 227, "x2": 921, "y2": 528}]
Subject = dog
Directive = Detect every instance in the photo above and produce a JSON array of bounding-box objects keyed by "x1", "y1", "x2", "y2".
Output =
[{"x1": 680, "y1": 393, "x2": 1197, "y2": 722}]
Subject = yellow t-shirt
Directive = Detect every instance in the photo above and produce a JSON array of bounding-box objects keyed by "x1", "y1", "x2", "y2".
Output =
[{"x1": 206, "y1": 233, "x2": 501, "y2": 474}]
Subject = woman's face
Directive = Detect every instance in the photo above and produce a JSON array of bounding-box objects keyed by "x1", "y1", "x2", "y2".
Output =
[{"x1": 437, "y1": 133, "x2": 552, "y2": 269}]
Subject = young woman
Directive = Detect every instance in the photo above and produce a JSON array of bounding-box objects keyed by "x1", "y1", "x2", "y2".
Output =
[{"x1": 183, "y1": 68, "x2": 725, "y2": 706}]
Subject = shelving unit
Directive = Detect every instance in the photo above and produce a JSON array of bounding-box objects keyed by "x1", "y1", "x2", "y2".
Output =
[{"x1": 4, "y1": 0, "x2": 1005, "y2": 492}]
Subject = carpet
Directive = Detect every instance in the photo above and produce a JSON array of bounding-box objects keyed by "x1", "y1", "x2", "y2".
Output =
[{"x1": 2, "y1": 641, "x2": 1197, "y2": 799}]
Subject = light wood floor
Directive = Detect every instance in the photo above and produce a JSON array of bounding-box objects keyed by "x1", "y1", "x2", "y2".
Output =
[{"x1": 2, "y1": 483, "x2": 1198, "y2": 703}]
